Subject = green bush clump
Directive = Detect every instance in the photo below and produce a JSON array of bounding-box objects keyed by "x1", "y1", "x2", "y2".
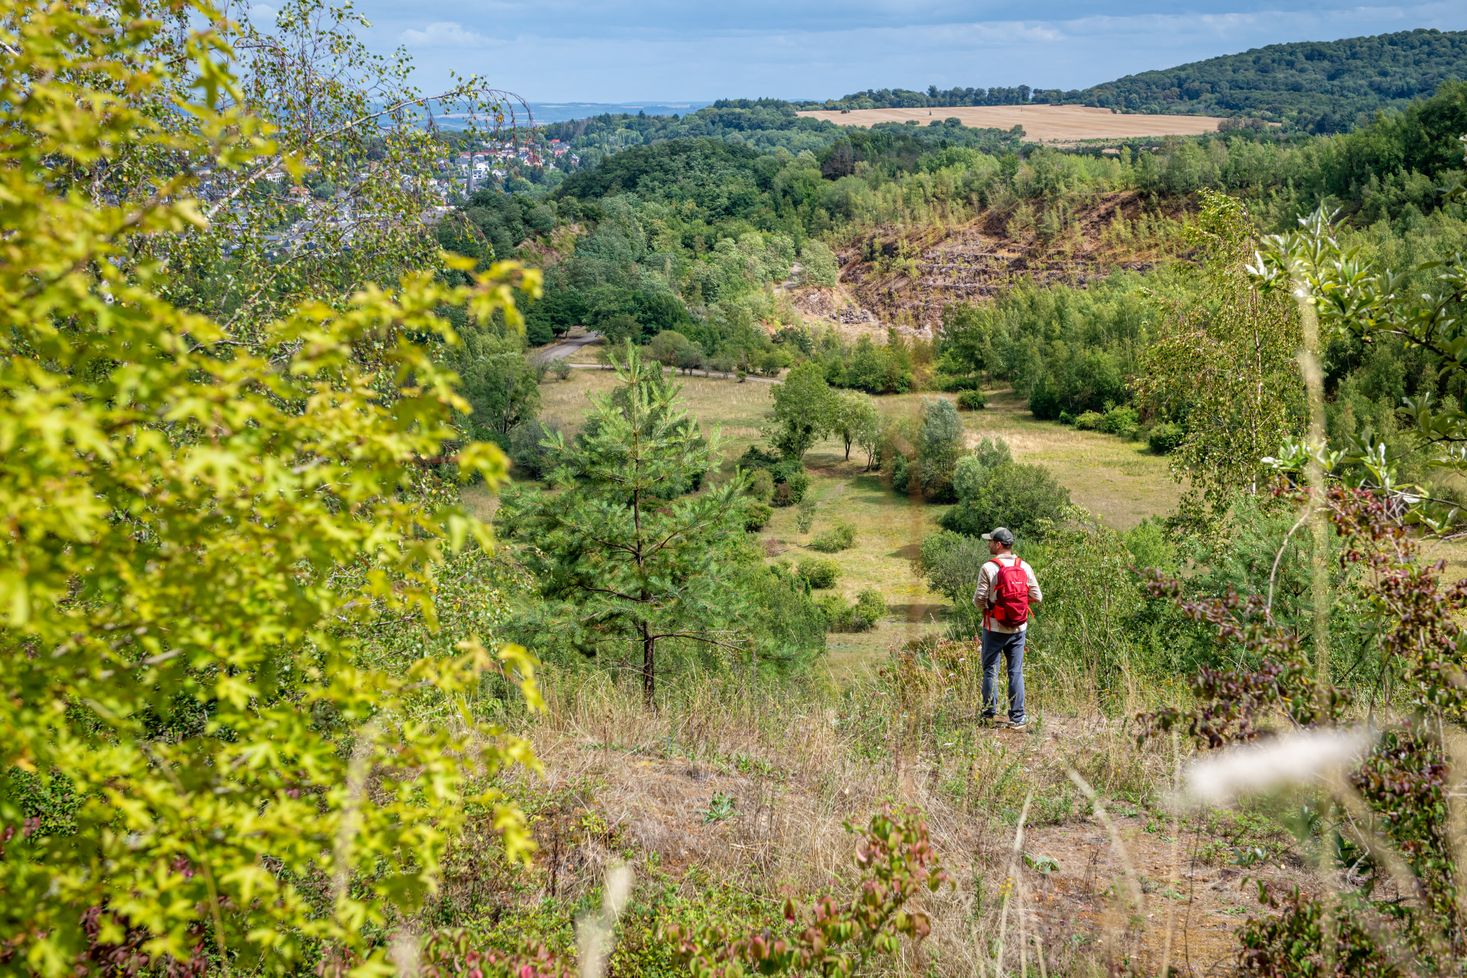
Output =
[
  {"x1": 1099, "y1": 405, "x2": 1140, "y2": 438},
  {"x1": 1073, "y1": 410, "x2": 1104, "y2": 431},
  {"x1": 956, "y1": 390, "x2": 987, "y2": 411},
  {"x1": 738, "y1": 448, "x2": 809, "y2": 507},
  {"x1": 744, "y1": 502, "x2": 773, "y2": 532},
  {"x1": 746, "y1": 468, "x2": 775, "y2": 504},
  {"x1": 952, "y1": 438, "x2": 1013, "y2": 501},
  {"x1": 809, "y1": 521, "x2": 856, "y2": 553},
  {"x1": 796, "y1": 558, "x2": 840, "y2": 589},
  {"x1": 818, "y1": 589, "x2": 887, "y2": 632},
  {"x1": 890, "y1": 454, "x2": 911, "y2": 494},
  {"x1": 940, "y1": 461, "x2": 1072, "y2": 538},
  {"x1": 1147, "y1": 421, "x2": 1185, "y2": 454},
  {"x1": 934, "y1": 373, "x2": 981, "y2": 392},
  {"x1": 772, "y1": 472, "x2": 807, "y2": 507}
]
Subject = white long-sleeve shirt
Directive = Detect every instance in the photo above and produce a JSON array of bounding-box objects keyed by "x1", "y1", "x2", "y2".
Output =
[{"x1": 972, "y1": 553, "x2": 1042, "y2": 634}]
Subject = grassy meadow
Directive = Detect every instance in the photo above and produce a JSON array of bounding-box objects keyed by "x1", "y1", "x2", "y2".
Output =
[{"x1": 532, "y1": 367, "x2": 1183, "y2": 676}]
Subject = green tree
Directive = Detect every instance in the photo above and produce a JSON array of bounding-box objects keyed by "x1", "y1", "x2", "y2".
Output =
[
  {"x1": 769, "y1": 361, "x2": 837, "y2": 460},
  {"x1": 831, "y1": 391, "x2": 880, "y2": 463},
  {"x1": 154, "y1": 0, "x2": 511, "y2": 335},
  {"x1": 648, "y1": 329, "x2": 705, "y2": 373},
  {"x1": 454, "y1": 328, "x2": 541, "y2": 442},
  {"x1": 917, "y1": 398, "x2": 965, "y2": 501},
  {"x1": 0, "y1": 2, "x2": 542, "y2": 971},
  {"x1": 952, "y1": 437, "x2": 1013, "y2": 500},
  {"x1": 1134, "y1": 192, "x2": 1304, "y2": 523},
  {"x1": 508, "y1": 348, "x2": 756, "y2": 704},
  {"x1": 940, "y1": 462, "x2": 1072, "y2": 538}
]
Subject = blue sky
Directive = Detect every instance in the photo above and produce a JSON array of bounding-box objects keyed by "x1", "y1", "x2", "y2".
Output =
[{"x1": 262, "y1": 1, "x2": 1467, "y2": 102}]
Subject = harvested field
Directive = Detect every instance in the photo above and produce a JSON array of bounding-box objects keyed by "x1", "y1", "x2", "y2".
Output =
[{"x1": 797, "y1": 103, "x2": 1227, "y2": 143}]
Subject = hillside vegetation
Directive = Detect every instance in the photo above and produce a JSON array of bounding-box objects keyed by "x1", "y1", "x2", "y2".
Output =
[
  {"x1": 11, "y1": 4, "x2": 1467, "y2": 978},
  {"x1": 802, "y1": 29, "x2": 1467, "y2": 134},
  {"x1": 1077, "y1": 28, "x2": 1467, "y2": 132}
]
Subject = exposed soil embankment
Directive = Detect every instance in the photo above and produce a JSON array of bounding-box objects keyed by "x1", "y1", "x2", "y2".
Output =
[{"x1": 791, "y1": 191, "x2": 1187, "y2": 338}]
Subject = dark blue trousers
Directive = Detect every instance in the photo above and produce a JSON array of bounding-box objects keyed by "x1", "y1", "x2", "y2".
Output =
[{"x1": 980, "y1": 628, "x2": 1026, "y2": 723}]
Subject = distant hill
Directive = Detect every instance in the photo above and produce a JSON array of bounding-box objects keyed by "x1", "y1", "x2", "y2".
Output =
[
  {"x1": 1074, "y1": 29, "x2": 1467, "y2": 133},
  {"x1": 802, "y1": 29, "x2": 1467, "y2": 134}
]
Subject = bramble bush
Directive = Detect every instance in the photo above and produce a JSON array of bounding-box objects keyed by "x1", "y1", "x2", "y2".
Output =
[
  {"x1": 666, "y1": 808, "x2": 947, "y2": 978},
  {"x1": 1141, "y1": 488, "x2": 1467, "y2": 974}
]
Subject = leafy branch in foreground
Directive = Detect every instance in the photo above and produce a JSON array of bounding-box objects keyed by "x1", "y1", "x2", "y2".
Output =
[
  {"x1": 665, "y1": 808, "x2": 948, "y2": 978},
  {"x1": 0, "y1": 1, "x2": 541, "y2": 973},
  {"x1": 1142, "y1": 487, "x2": 1467, "y2": 975}
]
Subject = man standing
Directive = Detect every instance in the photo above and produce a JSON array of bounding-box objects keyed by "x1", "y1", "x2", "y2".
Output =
[{"x1": 973, "y1": 527, "x2": 1042, "y2": 728}]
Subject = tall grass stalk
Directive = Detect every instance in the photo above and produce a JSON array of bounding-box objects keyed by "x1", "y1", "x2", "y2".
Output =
[{"x1": 1296, "y1": 279, "x2": 1337, "y2": 971}]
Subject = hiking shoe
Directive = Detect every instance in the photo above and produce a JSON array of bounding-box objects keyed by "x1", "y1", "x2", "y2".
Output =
[
  {"x1": 980, "y1": 712, "x2": 997, "y2": 724},
  {"x1": 1009, "y1": 717, "x2": 1029, "y2": 729}
]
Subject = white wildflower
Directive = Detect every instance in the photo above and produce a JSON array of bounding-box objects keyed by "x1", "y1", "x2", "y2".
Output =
[
  {"x1": 578, "y1": 861, "x2": 634, "y2": 978},
  {"x1": 1181, "y1": 727, "x2": 1374, "y2": 807}
]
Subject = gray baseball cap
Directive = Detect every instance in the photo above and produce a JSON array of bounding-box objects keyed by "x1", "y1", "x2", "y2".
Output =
[{"x1": 981, "y1": 527, "x2": 1014, "y2": 546}]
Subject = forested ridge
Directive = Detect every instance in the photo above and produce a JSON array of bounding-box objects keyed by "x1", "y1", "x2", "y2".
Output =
[
  {"x1": 801, "y1": 28, "x2": 1467, "y2": 134},
  {"x1": 9, "y1": 2, "x2": 1467, "y2": 976}
]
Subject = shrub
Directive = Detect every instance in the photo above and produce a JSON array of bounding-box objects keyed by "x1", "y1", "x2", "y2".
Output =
[
  {"x1": 1073, "y1": 410, "x2": 1104, "y2": 431},
  {"x1": 771, "y1": 466, "x2": 809, "y2": 507},
  {"x1": 917, "y1": 398, "x2": 964, "y2": 501},
  {"x1": 890, "y1": 453, "x2": 911, "y2": 494},
  {"x1": 940, "y1": 461, "x2": 1072, "y2": 538},
  {"x1": 740, "y1": 448, "x2": 809, "y2": 507},
  {"x1": 549, "y1": 359, "x2": 572, "y2": 381},
  {"x1": 506, "y1": 419, "x2": 561, "y2": 480},
  {"x1": 952, "y1": 438, "x2": 1013, "y2": 501},
  {"x1": 818, "y1": 589, "x2": 887, "y2": 632},
  {"x1": 810, "y1": 521, "x2": 856, "y2": 553},
  {"x1": 648, "y1": 330, "x2": 700, "y2": 369},
  {"x1": 795, "y1": 499, "x2": 817, "y2": 533},
  {"x1": 746, "y1": 468, "x2": 775, "y2": 504},
  {"x1": 1147, "y1": 421, "x2": 1185, "y2": 454},
  {"x1": 744, "y1": 502, "x2": 773, "y2": 532},
  {"x1": 796, "y1": 557, "x2": 840, "y2": 589},
  {"x1": 956, "y1": 390, "x2": 987, "y2": 411},
  {"x1": 1099, "y1": 404, "x2": 1140, "y2": 438},
  {"x1": 934, "y1": 373, "x2": 981, "y2": 392}
]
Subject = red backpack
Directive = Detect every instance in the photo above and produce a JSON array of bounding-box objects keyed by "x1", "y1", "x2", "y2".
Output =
[{"x1": 987, "y1": 556, "x2": 1031, "y2": 628}]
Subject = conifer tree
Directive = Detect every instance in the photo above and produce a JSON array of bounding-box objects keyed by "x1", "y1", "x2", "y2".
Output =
[{"x1": 511, "y1": 348, "x2": 754, "y2": 704}]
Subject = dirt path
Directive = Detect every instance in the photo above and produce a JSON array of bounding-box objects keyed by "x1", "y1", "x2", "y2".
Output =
[{"x1": 533, "y1": 329, "x2": 601, "y2": 364}]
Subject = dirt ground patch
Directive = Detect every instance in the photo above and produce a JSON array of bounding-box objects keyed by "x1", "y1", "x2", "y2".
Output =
[
  {"x1": 797, "y1": 104, "x2": 1227, "y2": 143},
  {"x1": 527, "y1": 708, "x2": 1307, "y2": 977}
]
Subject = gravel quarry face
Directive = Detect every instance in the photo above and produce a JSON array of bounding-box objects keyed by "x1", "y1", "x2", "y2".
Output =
[
  {"x1": 797, "y1": 104, "x2": 1228, "y2": 143},
  {"x1": 791, "y1": 191, "x2": 1185, "y2": 338}
]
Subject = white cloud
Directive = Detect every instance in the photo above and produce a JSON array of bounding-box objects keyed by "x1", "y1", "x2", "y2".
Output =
[
  {"x1": 246, "y1": 3, "x2": 278, "y2": 24},
  {"x1": 399, "y1": 21, "x2": 492, "y2": 47}
]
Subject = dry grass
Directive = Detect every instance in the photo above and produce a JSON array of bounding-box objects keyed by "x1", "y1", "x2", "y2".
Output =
[
  {"x1": 509, "y1": 670, "x2": 1308, "y2": 977},
  {"x1": 537, "y1": 368, "x2": 773, "y2": 459},
  {"x1": 796, "y1": 104, "x2": 1226, "y2": 144}
]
